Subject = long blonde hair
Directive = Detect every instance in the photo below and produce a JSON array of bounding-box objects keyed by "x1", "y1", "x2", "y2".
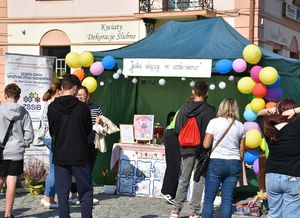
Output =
[{"x1": 217, "y1": 98, "x2": 240, "y2": 120}]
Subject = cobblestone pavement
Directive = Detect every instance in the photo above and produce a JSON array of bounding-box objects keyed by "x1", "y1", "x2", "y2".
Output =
[{"x1": 0, "y1": 187, "x2": 266, "y2": 218}]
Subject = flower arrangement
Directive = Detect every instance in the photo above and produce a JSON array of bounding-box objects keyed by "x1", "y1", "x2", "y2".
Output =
[{"x1": 24, "y1": 160, "x2": 47, "y2": 195}]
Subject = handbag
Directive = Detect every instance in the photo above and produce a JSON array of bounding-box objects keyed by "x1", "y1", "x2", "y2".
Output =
[
  {"x1": 0, "y1": 120, "x2": 15, "y2": 162},
  {"x1": 194, "y1": 119, "x2": 235, "y2": 182},
  {"x1": 32, "y1": 119, "x2": 47, "y2": 146}
]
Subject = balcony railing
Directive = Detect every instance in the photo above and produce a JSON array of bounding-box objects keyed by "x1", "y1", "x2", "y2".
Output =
[{"x1": 139, "y1": 0, "x2": 214, "y2": 13}]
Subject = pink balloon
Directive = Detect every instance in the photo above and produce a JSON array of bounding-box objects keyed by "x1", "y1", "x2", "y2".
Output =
[
  {"x1": 250, "y1": 66, "x2": 262, "y2": 82},
  {"x1": 232, "y1": 58, "x2": 247, "y2": 73},
  {"x1": 90, "y1": 61, "x2": 104, "y2": 76},
  {"x1": 253, "y1": 159, "x2": 259, "y2": 175},
  {"x1": 243, "y1": 122, "x2": 261, "y2": 132}
]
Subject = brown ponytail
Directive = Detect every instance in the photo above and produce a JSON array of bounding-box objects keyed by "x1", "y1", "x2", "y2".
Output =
[{"x1": 42, "y1": 82, "x2": 61, "y2": 101}]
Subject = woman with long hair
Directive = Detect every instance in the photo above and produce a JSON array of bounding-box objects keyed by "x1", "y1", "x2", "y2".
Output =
[
  {"x1": 257, "y1": 98, "x2": 300, "y2": 218},
  {"x1": 40, "y1": 82, "x2": 61, "y2": 209},
  {"x1": 202, "y1": 98, "x2": 245, "y2": 218}
]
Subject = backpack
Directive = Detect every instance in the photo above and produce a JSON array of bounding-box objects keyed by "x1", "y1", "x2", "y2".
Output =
[{"x1": 178, "y1": 117, "x2": 200, "y2": 147}]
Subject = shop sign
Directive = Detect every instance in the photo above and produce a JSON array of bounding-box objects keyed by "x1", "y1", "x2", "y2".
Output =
[
  {"x1": 282, "y1": 2, "x2": 300, "y2": 22},
  {"x1": 85, "y1": 22, "x2": 139, "y2": 42},
  {"x1": 123, "y1": 58, "x2": 212, "y2": 78}
]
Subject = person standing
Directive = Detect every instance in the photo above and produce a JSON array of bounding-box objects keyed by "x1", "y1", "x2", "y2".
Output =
[
  {"x1": 170, "y1": 81, "x2": 215, "y2": 218},
  {"x1": 202, "y1": 98, "x2": 245, "y2": 218},
  {"x1": 257, "y1": 98, "x2": 300, "y2": 218},
  {"x1": 40, "y1": 83, "x2": 61, "y2": 209},
  {"x1": 0, "y1": 83, "x2": 34, "y2": 218},
  {"x1": 47, "y1": 74, "x2": 93, "y2": 218}
]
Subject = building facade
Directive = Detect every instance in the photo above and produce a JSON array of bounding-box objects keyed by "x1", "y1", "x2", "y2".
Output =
[{"x1": 0, "y1": 0, "x2": 299, "y2": 101}]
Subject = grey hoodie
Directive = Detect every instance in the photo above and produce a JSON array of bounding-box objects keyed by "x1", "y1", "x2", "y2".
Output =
[{"x1": 0, "y1": 102, "x2": 34, "y2": 160}]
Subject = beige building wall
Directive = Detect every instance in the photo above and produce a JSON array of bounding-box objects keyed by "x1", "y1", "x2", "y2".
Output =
[{"x1": 0, "y1": 0, "x2": 7, "y2": 101}]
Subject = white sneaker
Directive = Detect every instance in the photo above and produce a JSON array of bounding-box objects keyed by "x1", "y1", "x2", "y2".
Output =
[
  {"x1": 93, "y1": 198, "x2": 99, "y2": 204},
  {"x1": 69, "y1": 198, "x2": 80, "y2": 205},
  {"x1": 170, "y1": 211, "x2": 180, "y2": 218},
  {"x1": 160, "y1": 192, "x2": 175, "y2": 205},
  {"x1": 40, "y1": 199, "x2": 59, "y2": 209}
]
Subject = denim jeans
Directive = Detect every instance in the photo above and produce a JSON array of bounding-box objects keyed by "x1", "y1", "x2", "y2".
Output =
[
  {"x1": 202, "y1": 158, "x2": 241, "y2": 218},
  {"x1": 44, "y1": 138, "x2": 56, "y2": 197},
  {"x1": 266, "y1": 173, "x2": 300, "y2": 218}
]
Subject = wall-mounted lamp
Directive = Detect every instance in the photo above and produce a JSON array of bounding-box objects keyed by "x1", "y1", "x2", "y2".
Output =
[{"x1": 21, "y1": 30, "x2": 26, "y2": 35}]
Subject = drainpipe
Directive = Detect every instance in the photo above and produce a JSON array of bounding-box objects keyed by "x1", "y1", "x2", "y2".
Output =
[{"x1": 249, "y1": 0, "x2": 255, "y2": 43}]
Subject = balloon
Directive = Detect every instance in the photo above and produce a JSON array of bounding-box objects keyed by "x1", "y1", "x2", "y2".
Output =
[
  {"x1": 248, "y1": 94, "x2": 255, "y2": 101},
  {"x1": 265, "y1": 140, "x2": 270, "y2": 158},
  {"x1": 102, "y1": 56, "x2": 116, "y2": 70},
  {"x1": 79, "y1": 51, "x2": 94, "y2": 67},
  {"x1": 243, "y1": 108, "x2": 257, "y2": 121},
  {"x1": 245, "y1": 103, "x2": 252, "y2": 110},
  {"x1": 232, "y1": 58, "x2": 247, "y2": 73},
  {"x1": 265, "y1": 87, "x2": 283, "y2": 102},
  {"x1": 260, "y1": 138, "x2": 266, "y2": 151},
  {"x1": 181, "y1": 77, "x2": 186, "y2": 81},
  {"x1": 259, "y1": 67, "x2": 279, "y2": 85},
  {"x1": 237, "y1": 77, "x2": 256, "y2": 94},
  {"x1": 244, "y1": 122, "x2": 261, "y2": 132},
  {"x1": 266, "y1": 101, "x2": 276, "y2": 109},
  {"x1": 209, "y1": 84, "x2": 216, "y2": 90},
  {"x1": 159, "y1": 78, "x2": 166, "y2": 86},
  {"x1": 250, "y1": 66, "x2": 262, "y2": 83},
  {"x1": 228, "y1": 75, "x2": 235, "y2": 81},
  {"x1": 90, "y1": 61, "x2": 104, "y2": 76},
  {"x1": 82, "y1": 77, "x2": 97, "y2": 93},
  {"x1": 117, "y1": 69, "x2": 122, "y2": 75},
  {"x1": 113, "y1": 73, "x2": 120, "y2": 79},
  {"x1": 252, "y1": 83, "x2": 267, "y2": 98},
  {"x1": 244, "y1": 150, "x2": 260, "y2": 165},
  {"x1": 251, "y1": 98, "x2": 265, "y2": 112},
  {"x1": 72, "y1": 69, "x2": 85, "y2": 81},
  {"x1": 267, "y1": 75, "x2": 281, "y2": 88},
  {"x1": 243, "y1": 44, "x2": 262, "y2": 64},
  {"x1": 245, "y1": 129, "x2": 262, "y2": 148},
  {"x1": 65, "y1": 52, "x2": 81, "y2": 68},
  {"x1": 99, "y1": 81, "x2": 105, "y2": 86},
  {"x1": 253, "y1": 159, "x2": 259, "y2": 175},
  {"x1": 132, "y1": 78, "x2": 138, "y2": 84},
  {"x1": 215, "y1": 59, "x2": 232, "y2": 74},
  {"x1": 218, "y1": 81, "x2": 226, "y2": 89},
  {"x1": 190, "y1": 81, "x2": 195, "y2": 87}
]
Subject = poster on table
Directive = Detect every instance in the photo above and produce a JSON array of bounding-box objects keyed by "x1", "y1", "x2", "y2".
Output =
[{"x1": 5, "y1": 53, "x2": 55, "y2": 168}]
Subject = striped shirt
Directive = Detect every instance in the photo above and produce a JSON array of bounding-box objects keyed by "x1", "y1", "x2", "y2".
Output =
[{"x1": 88, "y1": 102, "x2": 103, "y2": 125}]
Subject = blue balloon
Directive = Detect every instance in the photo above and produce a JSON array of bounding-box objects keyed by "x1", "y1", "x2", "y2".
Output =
[
  {"x1": 215, "y1": 59, "x2": 233, "y2": 74},
  {"x1": 267, "y1": 75, "x2": 281, "y2": 88},
  {"x1": 243, "y1": 108, "x2": 257, "y2": 121},
  {"x1": 102, "y1": 56, "x2": 116, "y2": 70},
  {"x1": 244, "y1": 150, "x2": 260, "y2": 165}
]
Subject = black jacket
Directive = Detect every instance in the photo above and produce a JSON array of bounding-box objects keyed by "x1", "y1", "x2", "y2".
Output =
[
  {"x1": 175, "y1": 100, "x2": 215, "y2": 157},
  {"x1": 48, "y1": 95, "x2": 92, "y2": 165}
]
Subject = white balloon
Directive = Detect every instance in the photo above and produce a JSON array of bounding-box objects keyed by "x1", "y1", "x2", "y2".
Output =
[
  {"x1": 189, "y1": 81, "x2": 195, "y2": 87},
  {"x1": 124, "y1": 75, "x2": 128, "y2": 78},
  {"x1": 181, "y1": 77, "x2": 186, "y2": 81},
  {"x1": 209, "y1": 84, "x2": 216, "y2": 90},
  {"x1": 99, "y1": 81, "x2": 105, "y2": 86},
  {"x1": 228, "y1": 75, "x2": 235, "y2": 81},
  {"x1": 219, "y1": 81, "x2": 226, "y2": 89},
  {"x1": 132, "y1": 78, "x2": 138, "y2": 84},
  {"x1": 158, "y1": 78, "x2": 166, "y2": 86},
  {"x1": 113, "y1": 73, "x2": 120, "y2": 79},
  {"x1": 117, "y1": 69, "x2": 122, "y2": 75}
]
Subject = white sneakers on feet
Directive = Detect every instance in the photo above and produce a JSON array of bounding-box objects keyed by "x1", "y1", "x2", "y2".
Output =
[
  {"x1": 93, "y1": 198, "x2": 99, "y2": 204},
  {"x1": 160, "y1": 192, "x2": 175, "y2": 205},
  {"x1": 40, "y1": 199, "x2": 59, "y2": 209},
  {"x1": 69, "y1": 197, "x2": 99, "y2": 205}
]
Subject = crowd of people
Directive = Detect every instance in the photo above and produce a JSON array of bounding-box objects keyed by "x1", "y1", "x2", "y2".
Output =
[{"x1": 0, "y1": 78, "x2": 300, "y2": 218}]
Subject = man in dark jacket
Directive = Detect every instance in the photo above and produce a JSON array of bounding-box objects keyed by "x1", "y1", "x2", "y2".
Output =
[
  {"x1": 170, "y1": 81, "x2": 215, "y2": 218},
  {"x1": 48, "y1": 74, "x2": 93, "y2": 218}
]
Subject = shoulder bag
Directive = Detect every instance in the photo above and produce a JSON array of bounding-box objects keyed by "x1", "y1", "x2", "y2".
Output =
[
  {"x1": 194, "y1": 119, "x2": 235, "y2": 182},
  {"x1": 0, "y1": 120, "x2": 15, "y2": 162}
]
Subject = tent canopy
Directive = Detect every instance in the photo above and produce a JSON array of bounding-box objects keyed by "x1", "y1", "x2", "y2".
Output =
[{"x1": 93, "y1": 17, "x2": 300, "y2": 78}]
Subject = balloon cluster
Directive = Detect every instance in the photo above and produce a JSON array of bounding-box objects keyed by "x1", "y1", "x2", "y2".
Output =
[{"x1": 65, "y1": 51, "x2": 117, "y2": 93}]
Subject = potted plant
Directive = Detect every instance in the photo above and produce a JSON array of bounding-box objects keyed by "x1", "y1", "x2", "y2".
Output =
[
  {"x1": 102, "y1": 166, "x2": 116, "y2": 194},
  {"x1": 24, "y1": 160, "x2": 47, "y2": 195}
]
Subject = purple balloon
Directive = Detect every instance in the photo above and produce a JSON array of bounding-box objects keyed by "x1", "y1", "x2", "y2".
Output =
[
  {"x1": 265, "y1": 87, "x2": 283, "y2": 102},
  {"x1": 243, "y1": 122, "x2": 261, "y2": 132},
  {"x1": 253, "y1": 158, "x2": 259, "y2": 175},
  {"x1": 90, "y1": 61, "x2": 104, "y2": 76},
  {"x1": 232, "y1": 58, "x2": 247, "y2": 73}
]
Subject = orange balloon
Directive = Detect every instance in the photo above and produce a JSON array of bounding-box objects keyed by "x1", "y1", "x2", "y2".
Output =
[
  {"x1": 266, "y1": 102, "x2": 276, "y2": 109},
  {"x1": 72, "y1": 69, "x2": 85, "y2": 81}
]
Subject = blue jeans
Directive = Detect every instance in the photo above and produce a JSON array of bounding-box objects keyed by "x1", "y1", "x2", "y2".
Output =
[
  {"x1": 44, "y1": 138, "x2": 56, "y2": 197},
  {"x1": 202, "y1": 159, "x2": 241, "y2": 218},
  {"x1": 266, "y1": 173, "x2": 300, "y2": 218}
]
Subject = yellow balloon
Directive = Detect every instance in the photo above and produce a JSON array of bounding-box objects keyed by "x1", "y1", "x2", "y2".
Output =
[
  {"x1": 245, "y1": 129, "x2": 262, "y2": 148},
  {"x1": 79, "y1": 51, "x2": 94, "y2": 67},
  {"x1": 82, "y1": 77, "x2": 97, "y2": 93},
  {"x1": 259, "y1": 66, "x2": 279, "y2": 85},
  {"x1": 237, "y1": 77, "x2": 256, "y2": 94},
  {"x1": 260, "y1": 138, "x2": 266, "y2": 151},
  {"x1": 251, "y1": 98, "x2": 265, "y2": 112},
  {"x1": 243, "y1": 44, "x2": 262, "y2": 64},
  {"x1": 245, "y1": 103, "x2": 252, "y2": 110},
  {"x1": 65, "y1": 52, "x2": 81, "y2": 68}
]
